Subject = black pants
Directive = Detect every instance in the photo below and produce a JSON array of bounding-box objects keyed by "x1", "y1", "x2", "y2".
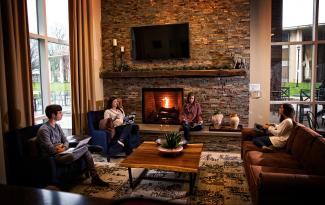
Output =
[
  {"x1": 182, "y1": 123, "x2": 203, "y2": 141},
  {"x1": 252, "y1": 136, "x2": 273, "y2": 147},
  {"x1": 55, "y1": 146, "x2": 97, "y2": 177}
]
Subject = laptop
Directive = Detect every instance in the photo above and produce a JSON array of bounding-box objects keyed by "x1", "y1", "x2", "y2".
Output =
[{"x1": 59, "y1": 137, "x2": 91, "y2": 155}]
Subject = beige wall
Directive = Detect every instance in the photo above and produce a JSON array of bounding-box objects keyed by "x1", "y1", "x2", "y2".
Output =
[
  {"x1": 92, "y1": 0, "x2": 104, "y2": 109},
  {"x1": 249, "y1": 0, "x2": 272, "y2": 126}
]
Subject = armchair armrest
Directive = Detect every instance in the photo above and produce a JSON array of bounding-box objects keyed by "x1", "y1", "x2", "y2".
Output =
[{"x1": 89, "y1": 129, "x2": 112, "y2": 154}]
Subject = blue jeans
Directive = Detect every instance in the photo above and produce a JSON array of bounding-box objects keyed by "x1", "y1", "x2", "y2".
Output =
[
  {"x1": 252, "y1": 136, "x2": 273, "y2": 147},
  {"x1": 182, "y1": 122, "x2": 203, "y2": 141}
]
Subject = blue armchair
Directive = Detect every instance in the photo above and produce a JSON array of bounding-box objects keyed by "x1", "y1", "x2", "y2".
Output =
[
  {"x1": 87, "y1": 110, "x2": 112, "y2": 154},
  {"x1": 87, "y1": 110, "x2": 141, "y2": 159},
  {"x1": 4, "y1": 124, "x2": 88, "y2": 188}
]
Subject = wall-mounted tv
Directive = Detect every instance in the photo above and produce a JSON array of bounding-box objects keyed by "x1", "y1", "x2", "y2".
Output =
[{"x1": 131, "y1": 23, "x2": 190, "y2": 60}]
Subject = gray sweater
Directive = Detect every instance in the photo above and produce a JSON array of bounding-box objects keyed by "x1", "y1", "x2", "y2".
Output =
[{"x1": 36, "y1": 122, "x2": 69, "y2": 157}]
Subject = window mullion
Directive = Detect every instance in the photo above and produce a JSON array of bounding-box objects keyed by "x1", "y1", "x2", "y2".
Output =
[
  {"x1": 310, "y1": 0, "x2": 319, "y2": 114},
  {"x1": 39, "y1": 39, "x2": 50, "y2": 109}
]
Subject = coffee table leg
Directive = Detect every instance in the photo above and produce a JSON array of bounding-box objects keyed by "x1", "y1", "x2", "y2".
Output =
[
  {"x1": 189, "y1": 173, "x2": 197, "y2": 195},
  {"x1": 127, "y1": 168, "x2": 133, "y2": 188}
]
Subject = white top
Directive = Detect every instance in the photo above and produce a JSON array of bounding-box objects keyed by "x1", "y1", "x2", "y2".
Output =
[
  {"x1": 104, "y1": 108, "x2": 125, "y2": 127},
  {"x1": 268, "y1": 118, "x2": 294, "y2": 148}
]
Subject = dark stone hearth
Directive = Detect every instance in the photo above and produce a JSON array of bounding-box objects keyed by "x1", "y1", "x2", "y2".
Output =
[{"x1": 103, "y1": 76, "x2": 249, "y2": 127}]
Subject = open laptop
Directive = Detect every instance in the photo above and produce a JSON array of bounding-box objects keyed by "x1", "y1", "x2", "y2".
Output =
[{"x1": 59, "y1": 137, "x2": 91, "y2": 155}]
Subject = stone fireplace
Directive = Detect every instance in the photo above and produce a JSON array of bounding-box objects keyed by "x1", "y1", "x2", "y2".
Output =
[
  {"x1": 100, "y1": 0, "x2": 250, "y2": 127},
  {"x1": 142, "y1": 88, "x2": 183, "y2": 124}
]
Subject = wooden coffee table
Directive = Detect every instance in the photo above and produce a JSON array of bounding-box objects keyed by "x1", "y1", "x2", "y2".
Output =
[{"x1": 120, "y1": 141, "x2": 203, "y2": 195}]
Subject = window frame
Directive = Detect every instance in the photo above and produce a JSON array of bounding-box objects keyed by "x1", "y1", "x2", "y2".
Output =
[
  {"x1": 270, "y1": 0, "x2": 325, "y2": 116},
  {"x1": 28, "y1": 0, "x2": 70, "y2": 123}
]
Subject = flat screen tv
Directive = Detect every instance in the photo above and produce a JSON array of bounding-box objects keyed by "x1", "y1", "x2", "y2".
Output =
[{"x1": 131, "y1": 23, "x2": 190, "y2": 60}]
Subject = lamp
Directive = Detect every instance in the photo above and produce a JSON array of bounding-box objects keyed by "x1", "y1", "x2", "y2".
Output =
[
  {"x1": 112, "y1": 39, "x2": 117, "y2": 71},
  {"x1": 119, "y1": 46, "x2": 125, "y2": 72}
]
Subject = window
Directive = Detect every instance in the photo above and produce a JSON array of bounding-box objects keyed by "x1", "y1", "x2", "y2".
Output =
[
  {"x1": 271, "y1": 0, "x2": 325, "y2": 130},
  {"x1": 27, "y1": 0, "x2": 71, "y2": 134}
]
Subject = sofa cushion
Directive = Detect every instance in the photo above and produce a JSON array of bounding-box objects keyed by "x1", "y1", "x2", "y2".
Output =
[
  {"x1": 304, "y1": 137, "x2": 325, "y2": 175},
  {"x1": 251, "y1": 165, "x2": 308, "y2": 176},
  {"x1": 285, "y1": 123, "x2": 302, "y2": 153},
  {"x1": 245, "y1": 150, "x2": 302, "y2": 169},
  {"x1": 242, "y1": 141, "x2": 263, "y2": 156},
  {"x1": 291, "y1": 126, "x2": 321, "y2": 162}
]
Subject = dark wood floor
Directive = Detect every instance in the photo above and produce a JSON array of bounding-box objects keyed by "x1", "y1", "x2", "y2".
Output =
[
  {"x1": 0, "y1": 184, "x2": 179, "y2": 205},
  {"x1": 0, "y1": 184, "x2": 113, "y2": 205}
]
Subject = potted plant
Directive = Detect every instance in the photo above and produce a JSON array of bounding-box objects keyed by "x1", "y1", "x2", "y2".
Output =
[
  {"x1": 162, "y1": 132, "x2": 182, "y2": 149},
  {"x1": 158, "y1": 132, "x2": 183, "y2": 154}
]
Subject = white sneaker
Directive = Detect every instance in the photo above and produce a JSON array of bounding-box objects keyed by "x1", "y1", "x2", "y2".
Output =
[{"x1": 117, "y1": 140, "x2": 125, "y2": 147}]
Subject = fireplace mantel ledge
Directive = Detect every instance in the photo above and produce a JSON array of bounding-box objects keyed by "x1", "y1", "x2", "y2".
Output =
[{"x1": 100, "y1": 69, "x2": 247, "y2": 78}]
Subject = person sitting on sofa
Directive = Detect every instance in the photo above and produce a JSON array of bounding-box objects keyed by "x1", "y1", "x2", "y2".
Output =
[
  {"x1": 103, "y1": 97, "x2": 139, "y2": 155},
  {"x1": 179, "y1": 92, "x2": 203, "y2": 143},
  {"x1": 252, "y1": 103, "x2": 295, "y2": 152},
  {"x1": 36, "y1": 104, "x2": 109, "y2": 187}
]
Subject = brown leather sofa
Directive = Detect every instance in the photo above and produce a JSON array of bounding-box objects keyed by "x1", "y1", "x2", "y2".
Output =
[{"x1": 241, "y1": 123, "x2": 325, "y2": 205}]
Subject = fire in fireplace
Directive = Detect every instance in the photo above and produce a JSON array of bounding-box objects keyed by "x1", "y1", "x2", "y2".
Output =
[{"x1": 142, "y1": 88, "x2": 184, "y2": 124}]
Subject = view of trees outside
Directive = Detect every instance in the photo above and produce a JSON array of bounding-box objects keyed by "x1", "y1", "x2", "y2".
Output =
[
  {"x1": 271, "y1": 0, "x2": 325, "y2": 130},
  {"x1": 28, "y1": 0, "x2": 71, "y2": 131}
]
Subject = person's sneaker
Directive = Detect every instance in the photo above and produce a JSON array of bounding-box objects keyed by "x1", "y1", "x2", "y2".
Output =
[
  {"x1": 262, "y1": 146, "x2": 274, "y2": 153},
  {"x1": 117, "y1": 140, "x2": 125, "y2": 147},
  {"x1": 182, "y1": 139, "x2": 189, "y2": 145},
  {"x1": 91, "y1": 175, "x2": 109, "y2": 187}
]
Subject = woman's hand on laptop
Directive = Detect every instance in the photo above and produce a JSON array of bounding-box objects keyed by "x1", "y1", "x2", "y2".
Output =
[{"x1": 55, "y1": 144, "x2": 65, "y2": 153}]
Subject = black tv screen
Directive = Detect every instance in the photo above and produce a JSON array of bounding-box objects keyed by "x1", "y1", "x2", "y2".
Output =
[{"x1": 131, "y1": 23, "x2": 190, "y2": 60}]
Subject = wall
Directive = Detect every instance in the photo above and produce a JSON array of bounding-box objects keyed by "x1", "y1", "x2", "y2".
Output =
[
  {"x1": 249, "y1": 0, "x2": 271, "y2": 126},
  {"x1": 101, "y1": 0, "x2": 250, "y2": 70},
  {"x1": 100, "y1": 0, "x2": 251, "y2": 125}
]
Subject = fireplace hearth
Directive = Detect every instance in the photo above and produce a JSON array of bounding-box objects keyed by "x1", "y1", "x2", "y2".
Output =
[{"x1": 142, "y1": 88, "x2": 183, "y2": 124}]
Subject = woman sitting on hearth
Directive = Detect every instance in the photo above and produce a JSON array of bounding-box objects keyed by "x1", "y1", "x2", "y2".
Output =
[
  {"x1": 103, "y1": 97, "x2": 140, "y2": 157},
  {"x1": 179, "y1": 92, "x2": 204, "y2": 143}
]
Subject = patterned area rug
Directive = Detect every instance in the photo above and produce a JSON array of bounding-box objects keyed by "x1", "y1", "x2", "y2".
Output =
[{"x1": 69, "y1": 152, "x2": 251, "y2": 205}]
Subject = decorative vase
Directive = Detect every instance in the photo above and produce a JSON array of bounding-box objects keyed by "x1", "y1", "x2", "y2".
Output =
[
  {"x1": 229, "y1": 113, "x2": 240, "y2": 129},
  {"x1": 211, "y1": 113, "x2": 224, "y2": 129}
]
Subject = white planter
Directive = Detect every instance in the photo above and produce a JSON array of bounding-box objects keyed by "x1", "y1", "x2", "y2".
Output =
[
  {"x1": 230, "y1": 114, "x2": 240, "y2": 129},
  {"x1": 211, "y1": 113, "x2": 224, "y2": 128}
]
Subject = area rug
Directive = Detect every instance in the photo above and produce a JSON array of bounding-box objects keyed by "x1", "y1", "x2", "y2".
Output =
[{"x1": 69, "y1": 152, "x2": 251, "y2": 205}]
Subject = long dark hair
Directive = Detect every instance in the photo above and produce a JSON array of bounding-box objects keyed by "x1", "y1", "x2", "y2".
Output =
[
  {"x1": 186, "y1": 92, "x2": 196, "y2": 104},
  {"x1": 280, "y1": 103, "x2": 295, "y2": 122},
  {"x1": 106, "y1": 97, "x2": 123, "y2": 112}
]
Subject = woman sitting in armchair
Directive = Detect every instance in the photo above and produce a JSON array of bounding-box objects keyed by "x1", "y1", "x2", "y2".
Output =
[{"x1": 102, "y1": 97, "x2": 140, "y2": 160}]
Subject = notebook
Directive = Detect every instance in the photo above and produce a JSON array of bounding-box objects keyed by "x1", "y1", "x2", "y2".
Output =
[{"x1": 59, "y1": 137, "x2": 91, "y2": 155}]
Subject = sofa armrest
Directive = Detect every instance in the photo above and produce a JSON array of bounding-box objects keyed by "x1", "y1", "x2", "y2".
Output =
[
  {"x1": 242, "y1": 128, "x2": 260, "y2": 141},
  {"x1": 259, "y1": 171, "x2": 325, "y2": 192}
]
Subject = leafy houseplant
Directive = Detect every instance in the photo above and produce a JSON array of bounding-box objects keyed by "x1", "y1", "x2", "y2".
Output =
[{"x1": 162, "y1": 132, "x2": 182, "y2": 149}]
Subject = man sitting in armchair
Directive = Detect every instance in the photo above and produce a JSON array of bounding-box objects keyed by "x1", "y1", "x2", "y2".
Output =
[{"x1": 36, "y1": 104, "x2": 109, "y2": 187}]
